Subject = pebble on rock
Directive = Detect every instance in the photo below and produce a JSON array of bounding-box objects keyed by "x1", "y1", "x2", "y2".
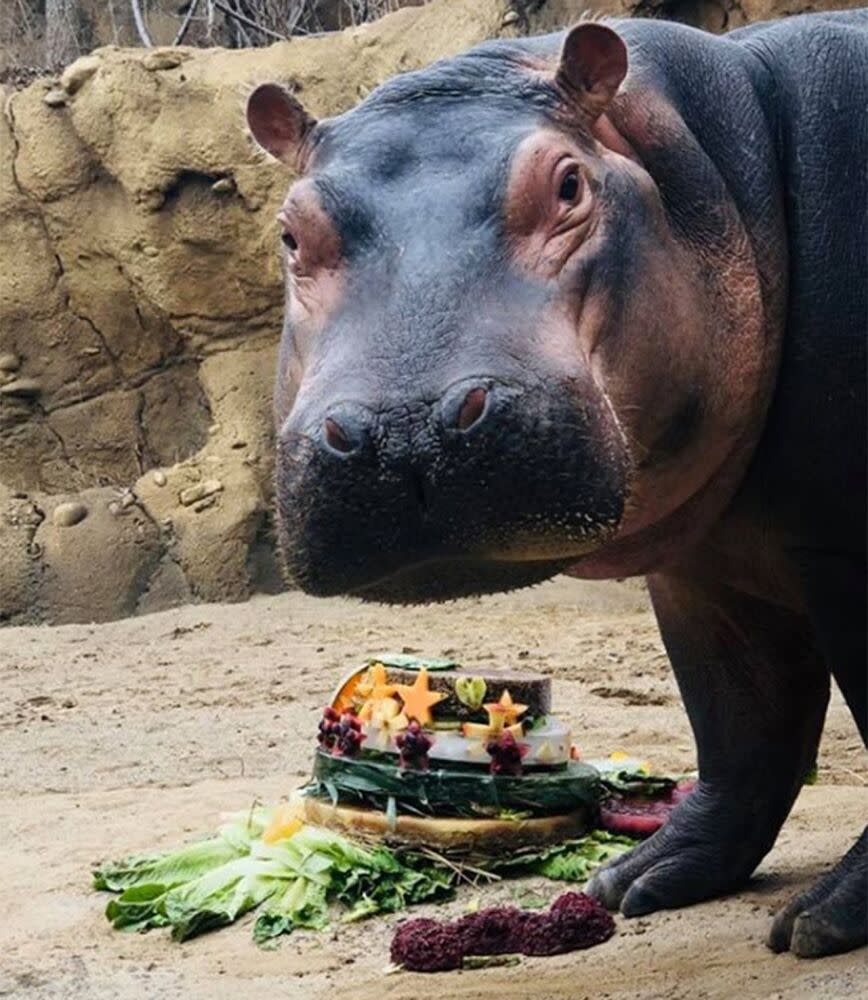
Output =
[
  {"x1": 143, "y1": 49, "x2": 189, "y2": 71},
  {"x1": 179, "y1": 479, "x2": 223, "y2": 507},
  {"x1": 153, "y1": 470, "x2": 167, "y2": 487},
  {"x1": 43, "y1": 88, "x2": 68, "y2": 108},
  {"x1": 61, "y1": 55, "x2": 101, "y2": 94},
  {"x1": 52, "y1": 501, "x2": 88, "y2": 528},
  {"x1": 0, "y1": 353, "x2": 20, "y2": 372},
  {"x1": 0, "y1": 377, "x2": 41, "y2": 398}
]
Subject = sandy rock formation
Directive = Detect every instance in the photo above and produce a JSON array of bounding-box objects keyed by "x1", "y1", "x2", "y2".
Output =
[
  {"x1": 0, "y1": 0, "x2": 526, "y2": 624},
  {"x1": 0, "y1": 0, "x2": 850, "y2": 623}
]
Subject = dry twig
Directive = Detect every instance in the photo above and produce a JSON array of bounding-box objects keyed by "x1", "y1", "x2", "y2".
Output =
[{"x1": 212, "y1": 0, "x2": 288, "y2": 41}]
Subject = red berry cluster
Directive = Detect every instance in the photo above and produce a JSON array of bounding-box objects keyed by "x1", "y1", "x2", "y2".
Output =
[
  {"x1": 485, "y1": 731, "x2": 528, "y2": 775},
  {"x1": 390, "y1": 892, "x2": 615, "y2": 972},
  {"x1": 317, "y1": 706, "x2": 365, "y2": 757},
  {"x1": 395, "y1": 720, "x2": 432, "y2": 769}
]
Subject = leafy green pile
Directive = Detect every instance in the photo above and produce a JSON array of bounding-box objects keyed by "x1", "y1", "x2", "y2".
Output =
[
  {"x1": 94, "y1": 810, "x2": 451, "y2": 943},
  {"x1": 94, "y1": 809, "x2": 636, "y2": 945}
]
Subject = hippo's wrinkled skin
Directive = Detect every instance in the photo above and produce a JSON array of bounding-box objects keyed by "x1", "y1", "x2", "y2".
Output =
[{"x1": 247, "y1": 11, "x2": 867, "y2": 956}]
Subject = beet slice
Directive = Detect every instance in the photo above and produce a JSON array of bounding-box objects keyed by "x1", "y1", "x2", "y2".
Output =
[{"x1": 600, "y1": 780, "x2": 696, "y2": 837}]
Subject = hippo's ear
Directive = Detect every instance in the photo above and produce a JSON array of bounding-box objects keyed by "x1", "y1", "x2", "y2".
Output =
[
  {"x1": 556, "y1": 23, "x2": 628, "y2": 117},
  {"x1": 246, "y1": 83, "x2": 317, "y2": 167}
]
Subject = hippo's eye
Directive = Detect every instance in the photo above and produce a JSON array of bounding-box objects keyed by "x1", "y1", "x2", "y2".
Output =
[
  {"x1": 281, "y1": 230, "x2": 299, "y2": 252},
  {"x1": 558, "y1": 168, "x2": 580, "y2": 203}
]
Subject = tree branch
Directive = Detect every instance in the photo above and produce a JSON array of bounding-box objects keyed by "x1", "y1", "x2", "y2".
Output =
[
  {"x1": 173, "y1": 0, "x2": 202, "y2": 45},
  {"x1": 130, "y1": 0, "x2": 153, "y2": 47},
  {"x1": 212, "y1": 0, "x2": 288, "y2": 42}
]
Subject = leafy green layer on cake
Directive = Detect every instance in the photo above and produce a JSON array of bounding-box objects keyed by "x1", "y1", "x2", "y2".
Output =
[{"x1": 305, "y1": 750, "x2": 600, "y2": 820}]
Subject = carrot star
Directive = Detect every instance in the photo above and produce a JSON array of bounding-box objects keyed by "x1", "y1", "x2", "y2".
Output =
[{"x1": 394, "y1": 667, "x2": 444, "y2": 727}]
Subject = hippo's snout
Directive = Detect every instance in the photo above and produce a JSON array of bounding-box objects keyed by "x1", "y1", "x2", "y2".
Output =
[
  {"x1": 316, "y1": 381, "x2": 494, "y2": 461},
  {"x1": 276, "y1": 376, "x2": 629, "y2": 602}
]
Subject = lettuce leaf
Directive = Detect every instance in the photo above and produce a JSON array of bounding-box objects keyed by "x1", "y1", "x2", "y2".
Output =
[
  {"x1": 252, "y1": 878, "x2": 330, "y2": 943},
  {"x1": 93, "y1": 810, "x2": 267, "y2": 892},
  {"x1": 96, "y1": 813, "x2": 453, "y2": 942}
]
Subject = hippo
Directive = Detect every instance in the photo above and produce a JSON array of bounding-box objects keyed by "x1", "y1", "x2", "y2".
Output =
[{"x1": 246, "y1": 10, "x2": 867, "y2": 957}]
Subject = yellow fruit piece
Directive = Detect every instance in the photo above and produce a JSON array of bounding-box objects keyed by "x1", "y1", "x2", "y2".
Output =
[
  {"x1": 462, "y1": 720, "x2": 523, "y2": 743},
  {"x1": 371, "y1": 697, "x2": 410, "y2": 748},
  {"x1": 262, "y1": 804, "x2": 304, "y2": 844},
  {"x1": 482, "y1": 689, "x2": 528, "y2": 729},
  {"x1": 609, "y1": 750, "x2": 652, "y2": 773},
  {"x1": 357, "y1": 663, "x2": 398, "y2": 720}
]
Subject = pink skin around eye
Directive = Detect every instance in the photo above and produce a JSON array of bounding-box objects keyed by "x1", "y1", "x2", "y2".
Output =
[
  {"x1": 276, "y1": 182, "x2": 345, "y2": 331},
  {"x1": 504, "y1": 130, "x2": 596, "y2": 279}
]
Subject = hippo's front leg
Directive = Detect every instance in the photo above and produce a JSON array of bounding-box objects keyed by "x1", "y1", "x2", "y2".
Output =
[{"x1": 587, "y1": 571, "x2": 830, "y2": 922}]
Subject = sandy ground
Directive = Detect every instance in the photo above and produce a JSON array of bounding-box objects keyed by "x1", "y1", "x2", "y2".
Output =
[{"x1": 1, "y1": 577, "x2": 865, "y2": 1000}]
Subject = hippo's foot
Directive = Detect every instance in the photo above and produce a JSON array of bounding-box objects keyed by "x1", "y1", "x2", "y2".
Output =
[
  {"x1": 768, "y1": 827, "x2": 867, "y2": 958},
  {"x1": 586, "y1": 783, "x2": 765, "y2": 917}
]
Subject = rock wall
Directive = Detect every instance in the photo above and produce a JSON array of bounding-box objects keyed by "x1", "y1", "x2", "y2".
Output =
[{"x1": 0, "y1": 0, "x2": 851, "y2": 623}]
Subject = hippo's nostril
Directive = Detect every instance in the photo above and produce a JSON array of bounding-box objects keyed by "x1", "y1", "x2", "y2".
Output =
[
  {"x1": 315, "y1": 402, "x2": 374, "y2": 458},
  {"x1": 324, "y1": 416, "x2": 355, "y2": 455},
  {"x1": 456, "y1": 387, "x2": 488, "y2": 432}
]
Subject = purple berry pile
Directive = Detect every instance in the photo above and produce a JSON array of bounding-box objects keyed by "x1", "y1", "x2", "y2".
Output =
[
  {"x1": 485, "y1": 731, "x2": 528, "y2": 775},
  {"x1": 317, "y1": 706, "x2": 365, "y2": 757},
  {"x1": 390, "y1": 892, "x2": 615, "y2": 972},
  {"x1": 395, "y1": 721, "x2": 433, "y2": 769}
]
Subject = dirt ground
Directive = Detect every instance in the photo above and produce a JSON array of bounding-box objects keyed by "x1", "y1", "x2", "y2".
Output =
[{"x1": 1, "y1": 577, "x2": 865, "y2": 999}]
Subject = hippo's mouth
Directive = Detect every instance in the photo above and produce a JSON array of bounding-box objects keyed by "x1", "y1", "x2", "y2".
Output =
[
  {"x1": 275, "y1": 494, "x2": 622, "y2": 603},
  {"x1": 347, "y1": 553, "x2": 583, "y2": 604}
]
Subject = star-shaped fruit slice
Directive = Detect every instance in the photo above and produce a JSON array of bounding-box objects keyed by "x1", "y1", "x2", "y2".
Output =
[
  {"x1": 370, "y1": 697, "x2": 409, "y2": 748},
  {"x1": 357, "y1": 663, "x2": 397, "y2": 721},
  {"x1": 483, "y1": 689, "x2": 528, "y2": 728},
  {"x1": 394, "y1": 667, "x2": 445, "y2": 726}
]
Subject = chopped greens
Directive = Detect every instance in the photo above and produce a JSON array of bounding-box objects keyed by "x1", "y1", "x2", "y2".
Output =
[
  {"x1": 489, "y1": 830, "x2": 636, "y2": 882},
  {"x1": 94, "y1": 807, "x2": 636, "y2": 945}
]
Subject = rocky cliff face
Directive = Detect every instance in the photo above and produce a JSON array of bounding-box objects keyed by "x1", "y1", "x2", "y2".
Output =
[{"x1": 0, "y1": 0, "x2": 849, "y2": 623}]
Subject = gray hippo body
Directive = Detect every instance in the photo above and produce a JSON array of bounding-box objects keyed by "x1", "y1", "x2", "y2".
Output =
[{"x1": 246, "y1": 11, "x2": 867, "y2": 956}]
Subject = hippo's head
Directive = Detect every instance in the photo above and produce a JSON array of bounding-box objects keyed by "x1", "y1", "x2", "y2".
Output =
[{"x1": 247, "y1": 24, "x2": 769, "y2": 601}]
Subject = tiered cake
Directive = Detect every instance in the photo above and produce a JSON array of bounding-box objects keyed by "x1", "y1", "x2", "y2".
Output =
[{"x1": 298, "y1": 656, "x2": 599, "y2": 851}]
